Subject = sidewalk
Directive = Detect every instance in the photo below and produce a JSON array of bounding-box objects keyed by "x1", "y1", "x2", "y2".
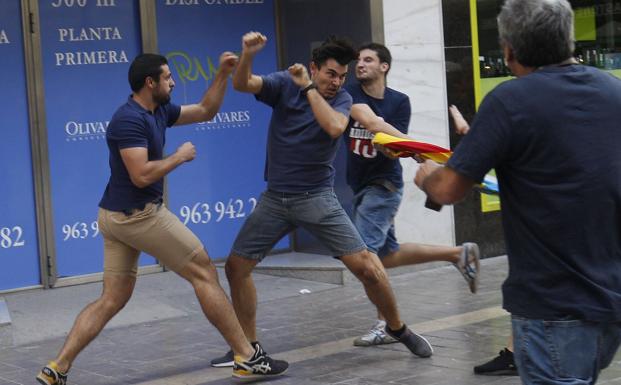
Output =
[{"x1": 0, "y1": 256, "x2": 619, "y2": 384}]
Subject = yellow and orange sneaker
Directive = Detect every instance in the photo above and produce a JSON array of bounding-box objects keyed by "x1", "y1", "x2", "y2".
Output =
[
  {"x1": 36, "y1": 361, "x2": 67, "y2": 385},
  {"x1": 232, "y1": 343, "x2": 288, "y2": 380}
]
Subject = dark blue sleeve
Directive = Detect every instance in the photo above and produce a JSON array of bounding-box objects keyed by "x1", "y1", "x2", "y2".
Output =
[
  {"x1": 447, "y1": 93, "x2": 511, "y2": 183},
  {"x1": 331, "y1": 90, "x2": 353, "y2": 117},
  {"x1": 255, "y1": 71, "x2": 287, "y2": 107},
  {"x1": 391, "y1": 95, "x2": 411, "y2": 134},
  {"x1": 164, "y1": 103, "x2": 182, "y2": 127},
  {"x1": 108, "y1": 116, "x2": 148, "y2": 150}
]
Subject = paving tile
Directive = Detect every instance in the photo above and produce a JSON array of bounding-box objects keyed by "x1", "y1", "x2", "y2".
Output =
[{"x1": 0, "y1": 256, "x2": 618, "y2": 385}]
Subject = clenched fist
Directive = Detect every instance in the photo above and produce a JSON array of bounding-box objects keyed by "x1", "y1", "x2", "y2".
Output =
[
  {"x1": 219, "y1": 51, "x2": 239, "y2": 75},
  {"x1": 288, "y1": 63, "x2": 312, "y2": 88},
  {"x1": 242, "y1": 31, "x2": 267, "y2": 56},
  {"x1": 176, "y1": 142, "x2": 196, "y2": 162}
]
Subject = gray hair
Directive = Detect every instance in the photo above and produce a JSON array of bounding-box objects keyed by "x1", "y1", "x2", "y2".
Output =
[{"x1": 498, "y1": 0, "x2": 575, "y2": 67}]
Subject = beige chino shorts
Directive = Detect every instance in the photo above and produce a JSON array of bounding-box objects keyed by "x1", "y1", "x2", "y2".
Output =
[{"x1": 98, "y1": 202, "x2": 203, "y2": 277}]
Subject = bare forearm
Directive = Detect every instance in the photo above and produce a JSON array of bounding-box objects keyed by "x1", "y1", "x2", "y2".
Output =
[
  {"x1": 132, "y1": 154, "x2": 184, "y2": 188},
  {"x1": 421, "y1": 167, "x2": 473, "y2": 204},
  {"x1": 198, "y1": 70, "x2": 229, "y2": 119},
  {"x1": 369, "y1": 120, "x2": 409, "y2": 139},
  {"x1": 232, "y1": 52, "x2": 254, "y2": 92},
  {"x1": 307, "y1": 89, "x2": 347, "y2": 138},
  {"x1": 351, "y1": 104, "x2": 409, "y2": 139}
]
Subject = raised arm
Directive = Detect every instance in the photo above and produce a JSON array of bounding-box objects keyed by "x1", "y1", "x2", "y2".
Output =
[
  {"x1": 288, "y1": 63, "x2": 348, "y2": 139},
  {"x1": 449, "y1": 104, "x2": 470, "y2": 135},
  {"x1": 232, "y1": 31, "x2": 266, "y2": 94},
  {"x1": 175, "y1": 52, "x2": 239, "y2": 126},
  {"x1": 120, "y1": 142, "x2": 196, "y2": 188}
]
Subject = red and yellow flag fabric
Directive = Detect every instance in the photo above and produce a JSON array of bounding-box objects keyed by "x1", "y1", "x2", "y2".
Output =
[
  {"x1": 372, "y1": 132, "x2": 499, "y2": 195},
  {"x1": 371, "y1": 132, "x2": 452, "y2": 164}
]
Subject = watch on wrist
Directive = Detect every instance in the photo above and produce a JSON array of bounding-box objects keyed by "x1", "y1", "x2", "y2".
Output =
[{"x1": 301, "y1": 82, "x2": 317, "y2": 96}]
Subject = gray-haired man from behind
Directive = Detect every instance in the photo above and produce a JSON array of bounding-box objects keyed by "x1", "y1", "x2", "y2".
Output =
[{"x1": 415, "y1": 1, "x2": 621, "y2": 384}]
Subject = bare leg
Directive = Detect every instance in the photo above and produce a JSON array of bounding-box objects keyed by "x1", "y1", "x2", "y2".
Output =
[
  {"x1": 341, "y1": 250, "x2": 403, "y2": 330},
  {"x1": 225, "y1": 254, "x2": 260, "y2": 341},
  {"x1": 374, "y1": 243, "x2": 462, "y2": 320},
  {"x1": 382, "y1": 243, "x2": 462, "y2": 269},
  {"x1": 177, "y1": 250, "x2": 254, "y2": 359},
  {"x1": 54, "y1": 274, "x2": 136, "y2": 373}
]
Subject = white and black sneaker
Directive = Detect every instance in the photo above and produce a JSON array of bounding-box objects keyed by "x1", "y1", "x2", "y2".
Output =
[
  {"x1": 232, "y1": 344, "x2": 288, "y2": 380},
  {"x1": 211, "y1": 342, "x2": 264, "y2": 368},
  {"x1": 353, "y1": 320, "x2": 398, "y2": 346}
]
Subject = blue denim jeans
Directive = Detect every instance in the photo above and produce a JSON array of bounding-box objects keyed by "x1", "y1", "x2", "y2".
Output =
[
  {"x1": 512, "y1": 316, "x2": 621, "y2": 385},
  {"x1": 352, "y1": 184, "x2": 402, "y2": 257},
  {"x1": 231, "y1": 189, "x2": 367, "y2": 261}
]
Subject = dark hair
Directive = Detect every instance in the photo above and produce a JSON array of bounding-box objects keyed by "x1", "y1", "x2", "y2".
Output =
[
  {"x1": 498, "y1": 0, "x2": 574, "y2": 67},
  {"x1": 358, "y1": 42, "x2": 392, "y2": 75},
  {"x1": 311, "y1": 36, "x2": 357, "y2": 68},
  {"x1": 128, "y1": 53, "x2": 168, "y2": 92}
]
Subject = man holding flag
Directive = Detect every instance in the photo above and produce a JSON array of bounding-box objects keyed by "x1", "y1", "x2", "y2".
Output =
[{"x1": 344, "y1": 42, "x2": 481, "y2": 347}]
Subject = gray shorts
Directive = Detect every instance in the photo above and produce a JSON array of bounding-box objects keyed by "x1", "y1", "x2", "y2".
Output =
[{"x1": 231, "y1": 189, "x2": 367, "y2": 261}]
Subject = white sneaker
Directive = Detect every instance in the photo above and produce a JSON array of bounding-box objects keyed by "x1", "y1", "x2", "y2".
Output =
[
  {"x1": 454, "y1": 242, "x2": 480, "y2": 294},
  {"x1": 353, "y1": 320, "x2": 398, "y2": 346}
]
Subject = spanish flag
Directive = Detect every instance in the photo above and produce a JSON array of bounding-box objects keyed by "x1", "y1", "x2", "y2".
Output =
[
  {"x1": 372, "y1": 132, "x2": 452, "y2": 164},
  {"x1": 372, "y1": 132, "x2": 498, "y2": 195}
]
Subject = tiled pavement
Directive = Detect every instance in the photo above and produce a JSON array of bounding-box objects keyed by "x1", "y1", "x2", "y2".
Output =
[{"x1": 0, "y1": 256, "x2": 619, "y2": 384}]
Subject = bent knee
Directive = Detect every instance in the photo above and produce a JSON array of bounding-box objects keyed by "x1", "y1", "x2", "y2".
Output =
[
  {"x1": 181, "y1": 251, "x2": 219, "y2": 284},
  {"x1": 357, "y1": 264, "x2": 387, "y2": 285},
  {"x1": 347, "y1": 252, "x2": 387, "y2": 285},
  {"x1": 224, "y1": 255, "x2": 255, "y2": 281},
  {"x1": 100, "y1": 294, "x2": 131, "y2": 313}
]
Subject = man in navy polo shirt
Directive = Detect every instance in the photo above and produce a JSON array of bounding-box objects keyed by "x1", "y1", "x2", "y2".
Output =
[
  {"x1": 37, "y1": 52, "x2": 288, "y2": 385},
  {"x1": 209, "y1": 31, "x2": 434, "y2": 368},
  {"x1": 415, "y1": 0, "x2": 621, "y2": 384}
]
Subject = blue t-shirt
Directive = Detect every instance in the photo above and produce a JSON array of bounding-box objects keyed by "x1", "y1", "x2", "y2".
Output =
[
  {"x1": 99, "y1": 96, "x2": 181, "y2": 211},
  {"x1": 344, "y1": 83, "x2": 411, "y2": 193},
  {"x1": 256, "y1": 71, "x2": 352, "y2": 193},
  {"x1": 448, "y1": 65, "x2": 621, "y2": 322}
]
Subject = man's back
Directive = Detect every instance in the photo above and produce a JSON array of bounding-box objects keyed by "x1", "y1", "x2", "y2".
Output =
[{"x1": 451, "y1": 64, "x2": 621, "y2": 321}]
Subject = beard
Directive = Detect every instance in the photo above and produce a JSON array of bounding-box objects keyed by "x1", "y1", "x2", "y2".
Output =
[{"x1": 153, "y1": 91, "x2": 171, "y2": 105}]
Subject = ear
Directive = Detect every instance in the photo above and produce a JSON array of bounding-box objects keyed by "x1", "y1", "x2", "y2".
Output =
[
  {"x1": 309, "y1": 61, "x2": 318, "y2": 77},
  {"x1": 145, "y1": 76, "x2": 156, "y2": 89},
  {"x1": 503, "y1": 44, "x2": 514, "y2": 66},
  {"x1": 380, "y1": 62, "x2": 390, "y2": 74}
]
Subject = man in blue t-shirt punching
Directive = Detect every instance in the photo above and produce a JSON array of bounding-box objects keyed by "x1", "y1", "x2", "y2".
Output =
[
  {"x1": 416, "y1": 1, "x2": 621, "y2": 384},
  {"x1": 344, "y1": 43, "x2": 481, "y2": 347},
  {"x1": 210, "y1": 32, "x2": 434, "y2": 368},
  {"x1": 36, "y1": 52, "x2": 288, "y2": 385}
]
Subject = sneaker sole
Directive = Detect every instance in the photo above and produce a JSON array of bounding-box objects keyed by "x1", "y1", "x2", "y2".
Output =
[
  {"x1": 232, "y1": 367, "x2": 288, "y2": 380},
  {"x1": 353, "y1": 339, "x2": 399, "y2": 347},
  {"x1": 211, "y1": 361, "x2": 234, "y2": 368},
  {"x1": 36, "y1": 376, "x2": 54, "y2": 385}
]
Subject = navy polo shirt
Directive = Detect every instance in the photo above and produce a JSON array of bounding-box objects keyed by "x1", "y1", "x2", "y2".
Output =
[{"x1": 99, "y1": 96, "x2": 181, "y2": 211}]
